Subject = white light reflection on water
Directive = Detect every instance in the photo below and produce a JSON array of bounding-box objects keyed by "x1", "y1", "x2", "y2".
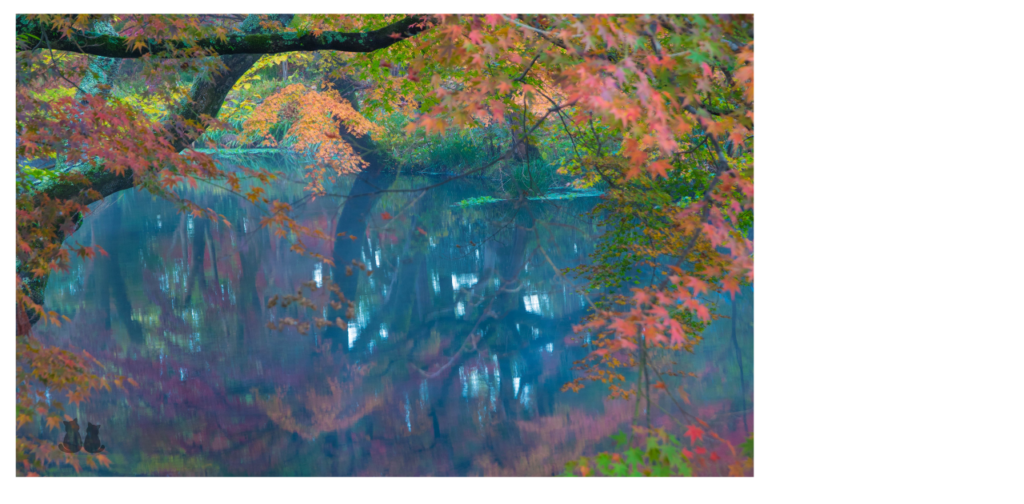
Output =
[
  {"x1": 451, "y1": 273, "x2": 477, "y2": 290},
  {"x1": 404, "y1": 395, "x2": 412, "y2": 432},
  {"x1": 523, "y1": 294, "x2": 541, "y2": 314},
  {"x1": 348, "y1": 325, "x2": 358, "y2": 349}
]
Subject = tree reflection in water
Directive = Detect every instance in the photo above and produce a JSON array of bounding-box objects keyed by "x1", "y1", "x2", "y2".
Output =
[{"x1": 36, "y1": 157, "x2": 752, "y2": 476}]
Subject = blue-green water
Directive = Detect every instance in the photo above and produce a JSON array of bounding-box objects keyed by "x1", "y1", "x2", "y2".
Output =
[{"x1": 34, "y1": 160, "x2": 752, "y2": 476}]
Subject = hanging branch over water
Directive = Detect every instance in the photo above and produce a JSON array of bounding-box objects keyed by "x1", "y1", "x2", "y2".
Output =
[{"x1": 15, "y1": 15, "x2": 435, "y2": 58}]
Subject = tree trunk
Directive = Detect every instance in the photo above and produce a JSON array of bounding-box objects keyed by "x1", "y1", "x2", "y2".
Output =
[{"x1": 19, "y1": 15, "x2": 285, "y2": 333}]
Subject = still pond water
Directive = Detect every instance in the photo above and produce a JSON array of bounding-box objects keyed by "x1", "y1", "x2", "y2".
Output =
[{"x1": 36, "y1": 159, "x2": 752, "y2": 476}]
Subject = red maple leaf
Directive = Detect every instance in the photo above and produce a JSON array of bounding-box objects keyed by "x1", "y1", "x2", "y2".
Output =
[
  {"x1": 684, "y1": 424, "x2": 705, "y2": 444},
  {"x1": 696, "y1": 304, "x2": 710, "y2": 321},
  {"x1": 484, "y1": 14, "x2": 502, "y2": 27},
  {"x1": 685, "y1": 276, "x2": 708, "y2": 295},
  {"x1": 609, "y1": 318, "x2": 637, "y2": 338},
  {"x1": 722, "y1": 276, "x2": 741, "y2": 300},
  {"x1": 58, "y1": 219, "x2": 78, "y2": 237},
  {"x1": 650, "y1": 304, "x2": 669, "y2": 320},
  {"x1": 632, "y1": 289, "x2": 651, "y2": 305},
  {"x1": 649, "y1": 159, "x2": 671, "y2": 179},
  {"x1": 668, "y1": 320, "x2": 687, "y2": 346},
  {"x1": 701, "y1": 62, "x2": 713, "y2": 78},
  {"x1": 614, "y1": 333, "x2": 638, "y2": 350}
]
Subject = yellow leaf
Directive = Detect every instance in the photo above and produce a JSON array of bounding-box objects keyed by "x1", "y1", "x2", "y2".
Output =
[{"x1": 728, "y1": 461, "x2": 746, "y2": 476}]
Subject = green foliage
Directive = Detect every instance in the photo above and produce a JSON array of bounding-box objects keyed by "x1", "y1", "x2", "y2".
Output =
[
  {"x1": 508, "y1": 159, "x2": 556, "y2": 197},
  {"x1": 371, "y1": 112, "x2": 497, "y2": 173},
  {"x1": 453, "y1": 195, "x2": 502, "y2": 207},
  {"x1": 562, "y1": 430, "x2": 693, "y2": 477},
  {"x1": 29, "y1": 86, "x2": 76, "y2": 102},
  {"x1": 741, "y1": 435, "x2": 753, "y2": 460}
]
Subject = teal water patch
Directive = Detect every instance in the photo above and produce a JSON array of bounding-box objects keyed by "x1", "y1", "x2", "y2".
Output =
[
  {"x1": 452, "y1": 188, "x2": 603, "y2": 208},
  {"x1": 191, "y1": 148, "x2": 284, "y2": 157}
]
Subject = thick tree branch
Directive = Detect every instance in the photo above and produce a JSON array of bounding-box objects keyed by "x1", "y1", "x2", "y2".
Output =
[
  {"x1": 16, "y1": 15, "x2": 433, "y2": 58},
  {"x1": 19, "y1": 16, "x2": 277, "y2": 329}
]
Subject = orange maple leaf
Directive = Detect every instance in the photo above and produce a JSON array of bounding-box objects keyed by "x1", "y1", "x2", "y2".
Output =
[
  {"x1": 729, "y1": 463, "x2": 745, "y2": 479},
  {"x1": 649, "y1": 159, "x2": 671, "y2": 179}
]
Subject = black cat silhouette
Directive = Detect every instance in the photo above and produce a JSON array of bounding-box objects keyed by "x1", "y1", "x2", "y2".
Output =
[
  {"x1": 57, "y1": 418, "x2": 82, "y2": 454},
  {"x1": 84, "y1": 422, "x2": 105, "y2": 453}
]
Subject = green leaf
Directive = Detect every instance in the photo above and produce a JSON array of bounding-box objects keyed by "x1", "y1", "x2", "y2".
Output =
[
  {"x1": 625, "y1": 448, "x2": 643, "y2": 466},
  {"x1": 612, "y1": 462, "x2": 628, "y2": 476},
  {"x1": 678, "y1": 463, "x2": 693, "y2": 477},
  {"x1": 651, "y1": 465, "x2": 672, "y2": 476},
  {"x1": 595, "y1": 453, "x2": 615, "y2": 475},
  {"x1": 646, "y1": 436, "x2": 661, "y2": 451},
  {"x1": 740, "y1": 435, "x2": 753, "y2": 460},
  {"x1": 610, "y1": 430, "x2": 628, "y2": 449},
  {"x1": 664, "y1": 447, "x2": 684, "y2": 470}
]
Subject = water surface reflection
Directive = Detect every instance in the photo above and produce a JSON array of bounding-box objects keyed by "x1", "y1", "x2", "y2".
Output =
[{"x1": 37, "y1": 161, "x2": 752, "y2": 476}]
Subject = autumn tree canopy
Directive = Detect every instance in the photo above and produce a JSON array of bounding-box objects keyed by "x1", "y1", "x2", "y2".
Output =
[{"x1": 16, "y1": 14, "x2": 753, "y2": 476}]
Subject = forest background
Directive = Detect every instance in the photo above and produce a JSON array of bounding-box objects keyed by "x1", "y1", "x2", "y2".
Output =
[{"x1": 14, "y1": 7, "x2": 754, "y2": 478}]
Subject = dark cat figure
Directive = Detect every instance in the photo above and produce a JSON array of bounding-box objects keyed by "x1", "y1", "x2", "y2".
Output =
[
  {"x1": 84, "y1": 422, "x2": 105, "y2": 453},
  {"x1": 58, "y1": 418, "x2": 82, "y2": 454}
]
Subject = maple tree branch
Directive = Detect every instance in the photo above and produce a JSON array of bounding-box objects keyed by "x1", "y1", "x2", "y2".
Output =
[
  {"x1": 513, "y1": 51, "x2": 543, "y2": 83},
  {"x1": 16, "y1": 15, "x2": 434, "y2": 58}
]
